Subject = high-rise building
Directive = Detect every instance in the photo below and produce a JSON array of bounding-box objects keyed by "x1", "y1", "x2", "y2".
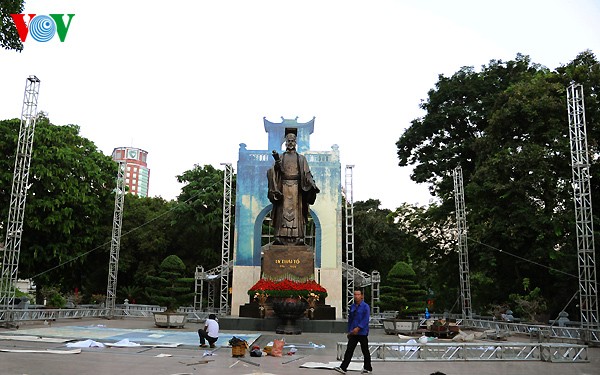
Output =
[{"x1": 111, "y1": 146, "x2": 150, "y2": 197}]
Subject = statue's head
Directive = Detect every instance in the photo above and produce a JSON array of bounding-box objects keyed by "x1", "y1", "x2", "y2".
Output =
[{"x1": 285, "y1": 133, "x2": 297, "y2": 151}]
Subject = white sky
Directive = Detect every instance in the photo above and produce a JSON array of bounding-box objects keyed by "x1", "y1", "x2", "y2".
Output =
[{"x1": 1, "y1": 0, "x2": 599, "y2": 209}]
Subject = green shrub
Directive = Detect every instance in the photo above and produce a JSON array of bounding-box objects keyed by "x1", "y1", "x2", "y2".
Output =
[
  {"x1": 41, "y1": 286, "x2": 67, "y2": 308},
  {"x1": 378, "y1": 261, "x2": 427, "y2": 318},
  {"x1": 146, "y1": 255, "x2": 194, "y2": 311}
]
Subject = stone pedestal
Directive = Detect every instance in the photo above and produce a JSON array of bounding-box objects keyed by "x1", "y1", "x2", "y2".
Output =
[
  {"x1": 239, "y1": 297, "x2": 336, "y2": 320},
  {"x1": 239, "y1": 243, "x2": 336, "y2": 327}
]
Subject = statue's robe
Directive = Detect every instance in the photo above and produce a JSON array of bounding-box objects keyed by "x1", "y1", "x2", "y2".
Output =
[{"x1": 267, "y1": 150, "x2": 319, "y2": 244}]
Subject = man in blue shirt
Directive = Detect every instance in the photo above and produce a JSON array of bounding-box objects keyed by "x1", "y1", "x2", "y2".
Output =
[{"x1": 334, "y1": 289, "x2": 372, "y2": 374}]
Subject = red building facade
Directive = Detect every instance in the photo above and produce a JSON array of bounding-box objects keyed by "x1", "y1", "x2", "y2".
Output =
[{"x1": 111, "y1": 147, "x2": 150, "y2": 197}]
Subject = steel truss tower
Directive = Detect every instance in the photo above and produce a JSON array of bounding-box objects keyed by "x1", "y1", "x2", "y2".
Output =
[
  {"x1": 105, "y1": 161, "x2": 126, "y2": 317},
  {"x1": 208, "y1": 276, "x2": 216, "y2": 311},
  {"x1": 453, "y1": 166, "x2": 473, "y2": 319},
  {"x1": 344, "y1": 165, "x2": 355, "y2": 314},
  {"x1": 219, "y1": 163, "x2": 233, "y2": 315},
  {"x1": 1, "y1": 76, "x2": 41, "y2": 321},
  {"x1": 371, "y1": 270, "x2": 381, "y2": 314},
  {"x1": 194, "y1": 266, "x2": 204, "y2": 311},
  {"x1": 567, "y1": 84, "x2": 598, "y2": 339}
]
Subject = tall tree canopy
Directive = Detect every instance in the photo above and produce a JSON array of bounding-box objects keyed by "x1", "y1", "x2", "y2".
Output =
[
  {"x1": 111, "y1": 165, "x2": 235, "y2": 304},
  {"x1": 113, "y1": 195, "x2": 175, "y2": 303},
  {"x1": 172, "y1": 164, "x2": 235, "y2": 271},
  {"x1": 0, "y1": 0, "x2": 24, "y2": 51},
  {"x1": 351, "y1": 199, "x2": 420, "y2": 280},
  {"x1": 396, "y1": 51, "x2": 600, "y2": 317},
  {"x1": 0, "y1": 115, "x2": 117, "y2": 296},
  {"x1": 0, "y1": 113, "x2": 235, "y2": 305}
]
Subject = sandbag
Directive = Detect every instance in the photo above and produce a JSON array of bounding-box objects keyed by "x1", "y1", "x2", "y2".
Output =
[{"x1": 271, "y1": 339, "x2": 285, "y2": 357}]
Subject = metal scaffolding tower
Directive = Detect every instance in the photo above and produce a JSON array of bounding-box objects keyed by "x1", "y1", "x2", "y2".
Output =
[
  {"x1": 0, "y1": 76, "x2": 41, "y2": 322},
  {"x1": 194, "y1": 266, "x2": 204, "y2": 311},
  {"x1": 194, "y1": 261, "x2": 231, "y2": 312},
  {"x1": 567, "y1": 83, "x2": 598, "y2": 340},
  {"x1": 105, "y1": 161, "x2": 126, "y2": 317},
  {"x1": 341, "y1": 263, "x2": 380, "y2": 315},
  {"x1": 453, "y1": 165, "x2": 473, "y2": 319},
  {"x1": 208, "y1": 278, "x2": 216, "y2": 312},
  {"x1": 371, "y1": 270, "x2": 381, "y2": 314},
  {"x1": 219, "y1": 163, "x2": 233, "y2": 315},
  {"x1": 344, "y1": 165, "x2": 355, "y2": 314}
]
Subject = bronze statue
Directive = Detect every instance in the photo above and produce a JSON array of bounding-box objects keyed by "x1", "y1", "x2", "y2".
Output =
[{"x1": 267, "y1": 133, "x2": 320, "y2": 245}]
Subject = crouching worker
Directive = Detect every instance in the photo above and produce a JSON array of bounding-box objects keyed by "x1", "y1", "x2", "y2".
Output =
[{"x1": 198, "y1": 313, "x2": 219, "y2": 348}]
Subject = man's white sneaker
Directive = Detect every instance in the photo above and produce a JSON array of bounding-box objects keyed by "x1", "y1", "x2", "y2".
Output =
[
  {"x1": 333, "y1": 366, "x2": 346, "y2": 374},
  {"x1": 361, "y1": 369, "x2": 371, "y2": 374}
]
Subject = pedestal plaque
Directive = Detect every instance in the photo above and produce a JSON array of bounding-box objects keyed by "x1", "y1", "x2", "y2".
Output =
[{"x1": 262, "y1": 244, "x2": 314, "y2": 280}]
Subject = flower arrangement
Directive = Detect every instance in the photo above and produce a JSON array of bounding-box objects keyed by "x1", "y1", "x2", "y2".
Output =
[
  {"x1": 248, "y1": 278, "x2": 327, "y2": 299},
  {"x1": 253, "y1": 291, "x2": 270, "y2": 305},
  {"x1": 302, "y1": 291, "x2": 320, "y2": 306},
  {"x1": 301, "y1": 291, "x2": 320, "y2": 319},
  {"x1": 253, "y1": 291, "x2": 269, "y2": 316}
]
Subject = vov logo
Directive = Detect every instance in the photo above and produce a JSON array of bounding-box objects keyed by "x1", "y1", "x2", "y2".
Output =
[{"x1": 11, "y1": 14, "x2": 75, "y2": 42}]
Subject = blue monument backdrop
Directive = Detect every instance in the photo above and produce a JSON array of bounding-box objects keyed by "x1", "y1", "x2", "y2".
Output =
[{"x1": 231, "y1": 117, "x2": 343, "y2": 317}]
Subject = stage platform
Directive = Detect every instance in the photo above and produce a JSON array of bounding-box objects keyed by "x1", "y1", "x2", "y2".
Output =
[
  {"x1": 0, "y1": 324, "x2": 260, "y2": 347},
  {"x1": 1, "y1": 317, "x2": 598, "y2": 375}
]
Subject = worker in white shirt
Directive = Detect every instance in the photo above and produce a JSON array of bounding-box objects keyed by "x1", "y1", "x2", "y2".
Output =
[{"x1": 198, "y1": 313, "x2": 219, "y2": 348}]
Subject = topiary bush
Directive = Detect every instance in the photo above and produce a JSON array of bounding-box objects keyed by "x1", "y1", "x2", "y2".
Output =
[
  {"x1": 378, "y1": 261, "x2": 427, "y2": 318},
  {"x1": 146, "y1": 255, "x2": 194, "y2": 312}
]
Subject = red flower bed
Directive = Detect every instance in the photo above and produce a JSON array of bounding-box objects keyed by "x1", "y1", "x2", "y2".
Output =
[{"x1": 248, "y1": 278, "x2": 328, "y2": 299}]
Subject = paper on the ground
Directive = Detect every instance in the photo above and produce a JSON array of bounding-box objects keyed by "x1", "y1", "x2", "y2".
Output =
[
  {"x1": 299, "y1": 362, "x2": 363, "y2": 371},
  {"x1": 112, "y1": 338, "x2": 141, "y2": 347},
  {"x1": 0, "y1": 348, "x2": 82, "y2": 354},
  {"x1": 105, "y1": 342, "x2": 180, "y2": 347},
  {"x1": 67, "y1": 339, "x2": 105, "y2": 348},
  {"x1": 0, "y1": 335, "x2": 69, "y2": 343},
  {"x1": 104, "y1": 339, "x2": 180, "y2": 348},
  {"x1": 284, "y1": 342, "x2": 325, "y2": 349}
]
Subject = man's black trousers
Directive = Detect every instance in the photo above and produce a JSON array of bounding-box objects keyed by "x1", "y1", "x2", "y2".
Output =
[{"x1": 340, "y1": 334, "x2": 372, "y2": 371}]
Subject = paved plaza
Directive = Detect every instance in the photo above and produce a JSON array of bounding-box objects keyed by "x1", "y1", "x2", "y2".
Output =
[{"x1": 0, "y1": 317, "x2": 598, "y2": 375}]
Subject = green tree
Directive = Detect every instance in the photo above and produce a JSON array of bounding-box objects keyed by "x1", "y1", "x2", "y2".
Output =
[
  {"x1": 0, "y1": 116, "x2": 117, "y2": 299},
  {"x1": 467, "y1": 69, "x2": 574, "y2": 309},
  {"x1": 115, "y1": 195, "x2": 175, "y2": 303},
  {"x1": 395, "y1": 51, "x2": 600, "y2": 317},
  {"x1": 0, "y1": 0, "x2": 24, "y2": 51},
  {"x1": 350, "y1": 199, "x2": 462, "y2": 313},
  {"x1": 509, "y1": 278, "x2": 548, "y2": 323},
  {"x1": 146, "y1": 255, "x2": 194, "y2": 311},
  {"x1": 119, "y1": 285, "x2": 142, "y2": 304},
  {"x1": 351, "y1": 199, "x2": 407, "y2": 279},
  {"x1": 397, "y1": 53, "x2": 540, "y2": 204},
  {"x1": 379, "y1": 261, "x2": 427, "y2": 318},
  {"x1": 392, "y1": 203, "x2": 460, "y2": 312},
  {"x1": 171, "y1": 164, "x2": 235, "y2": 270}
]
